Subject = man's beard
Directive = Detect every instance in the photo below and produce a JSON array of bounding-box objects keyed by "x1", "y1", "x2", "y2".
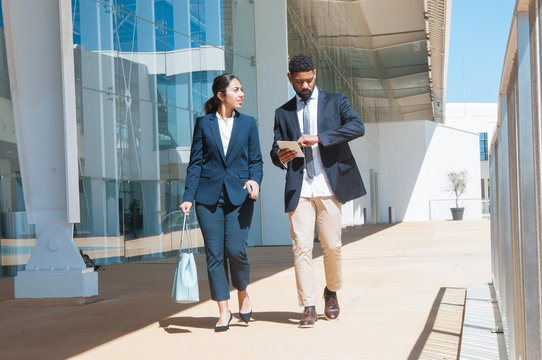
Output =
[{"x1": 297, "y1": 88, "x2": 313, "y2": 101}]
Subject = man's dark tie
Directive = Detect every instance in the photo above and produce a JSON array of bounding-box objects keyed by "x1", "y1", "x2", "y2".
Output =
[{"x1": 302, "y1": 99, "x2": 316, "y2": 178}]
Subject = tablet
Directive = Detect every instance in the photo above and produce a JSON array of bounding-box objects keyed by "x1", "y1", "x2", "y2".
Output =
[{"x1": 277, "y1": 140, "x2": 305, "y2": 158}]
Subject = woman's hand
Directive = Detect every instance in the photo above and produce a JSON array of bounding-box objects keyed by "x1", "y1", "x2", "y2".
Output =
[
  {"x1": 243, "y1": 180, "x2": 260, "y2": 199},
  {"x1": 179, "y1": 201, "x2": 193, "y2": 215}
]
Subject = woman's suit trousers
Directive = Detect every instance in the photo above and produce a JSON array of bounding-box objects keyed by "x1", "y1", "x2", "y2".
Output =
[{"x1": 196, "y1": 187, "x2": 254, "y2": 301}]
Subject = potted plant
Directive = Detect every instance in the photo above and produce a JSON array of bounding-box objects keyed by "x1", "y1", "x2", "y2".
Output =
[{"x1": 447, "y1": 170, "x2": 468, "y2": 220}]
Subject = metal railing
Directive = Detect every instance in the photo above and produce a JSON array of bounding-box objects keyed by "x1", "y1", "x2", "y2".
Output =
[
  {"x1": 428, "y1": 198, "x2": 489, "y2": 221},
  {"x1": 490, "y1": 1, "x2": 542, "y2": 359}
]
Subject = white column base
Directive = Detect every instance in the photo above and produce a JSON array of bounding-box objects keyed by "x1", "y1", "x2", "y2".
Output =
[{"x1": 14, "y1": 268, "x2": 98, "y2": 298}]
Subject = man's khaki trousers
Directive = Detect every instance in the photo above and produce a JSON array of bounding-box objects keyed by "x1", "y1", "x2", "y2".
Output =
[{"x1": 288, "y1": 196, "x2": 343, "y2": 307}]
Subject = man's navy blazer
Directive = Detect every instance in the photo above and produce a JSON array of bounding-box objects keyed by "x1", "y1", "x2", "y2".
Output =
[
  {"x1": 270, "y1": 91, "x2": 366, "y2": 213},
  {"x1": 183, "y1": 111, "x2": 263, "y2": 207}
]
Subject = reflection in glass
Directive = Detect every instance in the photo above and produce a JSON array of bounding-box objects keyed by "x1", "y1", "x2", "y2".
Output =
[
  {"x1": 0, "y1": 4, "x2": 31, "y2": 277},
  {"x1": 0, "y1": 12, "x2": 10, "y2": 100},
  {"x1": 73, "y1": 0, "x2": 229, "y2": 264},
  {"x1": 1, "y1": 0, "x2": 262, "y2": 276}
]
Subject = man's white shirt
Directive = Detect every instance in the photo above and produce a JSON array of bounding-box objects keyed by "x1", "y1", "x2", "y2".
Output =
[{"x1": 295, "y1": 87, "x2": 334, "y2": 198}]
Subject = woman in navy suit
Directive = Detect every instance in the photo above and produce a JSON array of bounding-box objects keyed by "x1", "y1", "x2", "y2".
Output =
[{"x1": 179, "y1": 74, "x2": 263, "y2": 332}]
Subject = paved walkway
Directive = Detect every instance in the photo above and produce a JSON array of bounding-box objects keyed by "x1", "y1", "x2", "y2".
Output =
[{"x1": 0, "y1": 221, "x2": 491, "y2": 360}]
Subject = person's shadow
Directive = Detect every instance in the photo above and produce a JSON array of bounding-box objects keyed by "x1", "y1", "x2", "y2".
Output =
[
  {"x1": 159, "y1": 311, "x2": 302, "y2": 333},
  {"x1": 247, "y1": 311, "x2": 302, "y2": 325},
  {"x1": 159, "y1": 316, "x2": 214, "y2": 333}
]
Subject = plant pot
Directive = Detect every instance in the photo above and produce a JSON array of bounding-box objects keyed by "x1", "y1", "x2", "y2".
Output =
[{"x1": 450, "y1": 207, "x2": 465, "y2": 220}]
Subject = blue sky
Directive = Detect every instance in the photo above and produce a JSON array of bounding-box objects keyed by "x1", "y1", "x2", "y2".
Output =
[{"x1": 446, "y1": 0, "x2": 516, "y2": 103}]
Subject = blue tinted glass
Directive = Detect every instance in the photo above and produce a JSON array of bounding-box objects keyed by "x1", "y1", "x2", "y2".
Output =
[
  {"x1": 190, "y1": 0, "x2": 204, "y2": 47},
  {"x1": 114, "y1": 9, "x2": 163, "y2": 53},
  {"x1": 154, "y1": 1, "x2": 164, "y2": 23},
  {"x1": 479, "y1": 131, "x2": 488, "y2": 161},
  {"x1": 192, "y1": 71, "x2": 219, "y2": 113},
  {"x1": 78, "y1": 0, "x2": 115, "y2": 51},
  {"x1": 191, "y1": 71, "x2": 202, "y2": 111},
  {"x1": 115, "y1": 12, "x2": 138, "y2": 52},
  {"x1": 168, "y1": 1, "x2": 191, "y2": 51},
  {"x1": 167, "y1": 73, "x2": 190, "y2": 109},
  {"x1": 220, "y1": 0, "x2": 224, "y2": 45},
  {"x1": 72, "y1": 0, "x2": 81, "y2": 45},
  {"x1": 167, "y1": 107, "x2": 193, "y2": 147},
  {"x1": 157, "y1": 74, "x2": 167, "y2": 104},
  {"x1": 202, "y1": 0, "x2": 221, "y2": 46},
  {"x1": 0, "y1": 3, "x2": 9, "y2": 99},
  {"x1": 158, "y1": 107, "x2": 172, "y2": 149},
  {"x1": 154, "y1": 1, "x2": 166, "y2": 51},
  {"x1": 2, "y1": 0, "x2": 244, "y2": 275},
  {"x1": 114, "y1": 0, "x2": 137, "y2": 18},
  {"x1": 155, "y1": 22, "x2": 167, "y2": 52}
]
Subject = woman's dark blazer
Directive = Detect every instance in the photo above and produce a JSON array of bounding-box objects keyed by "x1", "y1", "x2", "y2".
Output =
[{"x1": 182, "y1": 111, "x2": 263, "y2": 207}]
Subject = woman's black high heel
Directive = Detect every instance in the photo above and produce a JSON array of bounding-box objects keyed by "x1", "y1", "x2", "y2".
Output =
[
  {"x1": 239, "y1": 310, "x2": 252, "y2": 324},
  {"x1": 215, "y1": 311, "x2": 233, "y2": 332},
  {"x1": 239, "y1": 294, "x2": 252, "y2": 324}
]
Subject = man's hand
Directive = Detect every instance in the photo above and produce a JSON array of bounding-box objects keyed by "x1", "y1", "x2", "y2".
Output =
[
  {"x1": 243, "y1": 180, "x2": 260, "y2": 199},
  {"x1": 297, "y1": 134, "x2": 320, "y2": 147},
  {"x1": 277, "y1": 148, "x2": 297, "y2": 164}
]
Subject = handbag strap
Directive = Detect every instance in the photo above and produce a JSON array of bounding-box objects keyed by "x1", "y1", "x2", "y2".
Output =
[{"x1": 179, "y1": 213, "x2": 192, "y2": 254}]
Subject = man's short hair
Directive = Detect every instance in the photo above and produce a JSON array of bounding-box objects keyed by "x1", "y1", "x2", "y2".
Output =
[{"x1": 289, "y1": 54, "x2": 315, "y2": 74}]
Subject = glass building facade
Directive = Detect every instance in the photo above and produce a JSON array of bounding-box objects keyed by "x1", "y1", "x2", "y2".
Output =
[{"x1": 0, "y1": 0, "x2": 260, "y2": 276}]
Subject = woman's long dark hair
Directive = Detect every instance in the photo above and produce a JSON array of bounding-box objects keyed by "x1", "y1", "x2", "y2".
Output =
[{"x1": 203, "y1": 73, "x2": 240, "y2": 115}]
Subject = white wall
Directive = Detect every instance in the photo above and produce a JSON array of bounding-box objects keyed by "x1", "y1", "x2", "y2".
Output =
[
  {"x1": 446, "y1": 103, "x2": 498, "y2": 179},
  {"x1": 378, "y1": 120, "x2": 482, "y2": 221},
  {"x1": 343, "y1": 122, "x2": 380, "y2": 225},
  {"x1": 445, "y1": 103, "x2": 498, "y2": 134}
]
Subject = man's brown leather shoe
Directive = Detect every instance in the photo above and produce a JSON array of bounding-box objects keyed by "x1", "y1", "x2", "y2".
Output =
[
  {"x1": 324, "y1": 287, "x2": 340, "y2": 320},
  {"x1": 299, "y1": 306, "x2": 318, "y2": 327}
]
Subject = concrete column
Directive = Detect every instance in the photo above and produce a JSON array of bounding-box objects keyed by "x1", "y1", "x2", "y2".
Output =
[
  {"x1": 254, "y1": 0, "x2": 291, "y2": 245},
  {"x1": 2, "y1": 0, "x2": 97, "y2": 297}
]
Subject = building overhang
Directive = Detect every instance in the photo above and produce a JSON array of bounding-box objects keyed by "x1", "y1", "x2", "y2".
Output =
[{"x1": 287, "y1": 0, "x2": 450, "y2": 123}]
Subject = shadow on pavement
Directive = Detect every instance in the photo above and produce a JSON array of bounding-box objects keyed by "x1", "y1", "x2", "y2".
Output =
[{"x1": 0, "y1": 224, "x2": 391, "y2": 360}]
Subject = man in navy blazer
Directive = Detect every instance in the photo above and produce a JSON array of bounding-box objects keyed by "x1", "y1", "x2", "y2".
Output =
[{"x1": 270, "y1": 54, "x2": 366, "y2": 327}]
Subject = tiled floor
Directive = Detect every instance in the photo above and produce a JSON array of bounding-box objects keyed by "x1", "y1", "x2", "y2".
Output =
[{"x1": 0, "y1": 221, "x2": 491, "y2": 360}]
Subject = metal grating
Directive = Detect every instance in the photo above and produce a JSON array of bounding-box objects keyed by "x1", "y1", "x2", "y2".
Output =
[{"x1": 459, "y1": 284, "x2": 508, "y2": 360}]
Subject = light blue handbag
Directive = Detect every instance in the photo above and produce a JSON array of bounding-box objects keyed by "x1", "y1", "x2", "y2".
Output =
[{"x1": 172, "y1": 214, "x2": 200, "y2": 303}]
